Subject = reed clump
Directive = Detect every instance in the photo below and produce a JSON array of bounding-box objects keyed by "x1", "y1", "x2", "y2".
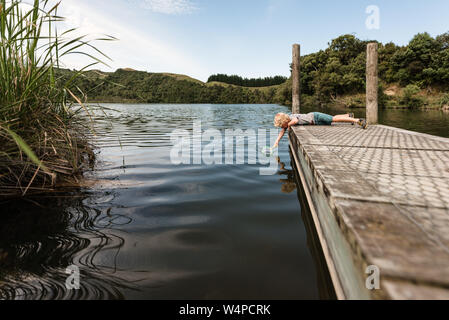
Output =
[{"x1": 0, "y1": 0, "x2": 112, "y2": 196}]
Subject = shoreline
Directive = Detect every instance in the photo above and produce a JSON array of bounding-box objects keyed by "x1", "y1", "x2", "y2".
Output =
[{"x1": 84, "y1": 99, "x2": 448, "y2": 111}]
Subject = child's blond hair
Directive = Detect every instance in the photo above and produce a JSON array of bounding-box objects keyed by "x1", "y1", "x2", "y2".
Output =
[{"x1": 274, "y1": 113, "x2": 290, "y2": 128}]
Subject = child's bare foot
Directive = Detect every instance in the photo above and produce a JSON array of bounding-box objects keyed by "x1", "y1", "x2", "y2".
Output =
[{"x1": 358, "y1": 118, "x2": 368, "y2": 129}]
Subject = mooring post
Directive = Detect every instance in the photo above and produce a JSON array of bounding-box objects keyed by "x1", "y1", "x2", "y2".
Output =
[
  {"x1": 366, "y1": 42, "x2": 378, "y2": 124},
  {"x1": 292, "y1": 44, "x2": 301, "y2": 114}
]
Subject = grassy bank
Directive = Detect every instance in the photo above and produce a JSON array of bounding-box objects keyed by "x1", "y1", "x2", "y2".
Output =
[
  {"x1": 310, "y1": 84, "x2": 449, "y2": 110},
  {"x1": 0, "y1": 0, "x2": 110, "y2": 196}
]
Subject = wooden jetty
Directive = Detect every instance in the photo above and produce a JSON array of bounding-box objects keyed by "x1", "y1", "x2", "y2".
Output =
[{"x1": 289, "y1": 43, "x2": 449, "y2": 299}]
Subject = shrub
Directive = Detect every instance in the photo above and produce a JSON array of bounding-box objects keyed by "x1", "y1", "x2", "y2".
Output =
[
  {"x1": 400, "y1": 84, "x2": 424, "y2": 108},
  {"x1": 440, "y1": 93, "x2": 449, "y2": 107}
]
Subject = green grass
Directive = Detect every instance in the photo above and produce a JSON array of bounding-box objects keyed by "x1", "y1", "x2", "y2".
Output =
[
  {"x1": 161, "y1": 72, "x2": 204, "y2": 84},
  {"x1": 0, "y1": 0, "x2": 113, "y2": 196}
]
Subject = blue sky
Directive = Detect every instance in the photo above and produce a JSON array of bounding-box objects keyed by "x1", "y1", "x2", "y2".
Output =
[{"x1": 56, "y1": 0, "x2": 449, "y2": 82}]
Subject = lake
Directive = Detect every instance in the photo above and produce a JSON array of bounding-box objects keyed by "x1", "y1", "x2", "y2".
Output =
[{"x1": 0, "y1": 103, "x2": 448, "y2": 300}]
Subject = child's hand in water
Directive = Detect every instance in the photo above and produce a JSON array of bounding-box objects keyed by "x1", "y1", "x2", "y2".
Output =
[{"x1": 261, "y1": 146, "x2": 274, "y2": 156}]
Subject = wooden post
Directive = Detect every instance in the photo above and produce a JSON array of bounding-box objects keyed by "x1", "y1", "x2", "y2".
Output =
[
  {"x1": 292, "y1": 44, "x2": 301, "y2": 114},
  {"x1": 366, "y1": 42, "x2": 378, "y2": 124}
]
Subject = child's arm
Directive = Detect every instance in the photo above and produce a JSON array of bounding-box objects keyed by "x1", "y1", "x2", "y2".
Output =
[
  {"x1": 288, "y1": 118, "x2": 299, "y2": 127},
  {"x1": 272, "y1": 119, "x2": 298, "y2": 148},
  {"x1": 272, "y1": 128, "x2": 285, "y2": 148}
]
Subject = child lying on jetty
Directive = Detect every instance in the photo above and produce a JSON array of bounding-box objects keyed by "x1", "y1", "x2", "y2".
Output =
[{"x1": 272, "y1": 112, "x2": 367, "y2": 148}]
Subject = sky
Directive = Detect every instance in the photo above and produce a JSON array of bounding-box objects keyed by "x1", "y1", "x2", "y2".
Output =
[{"x1": 48, "y1": 0, "x2": 449, "y2": 82}]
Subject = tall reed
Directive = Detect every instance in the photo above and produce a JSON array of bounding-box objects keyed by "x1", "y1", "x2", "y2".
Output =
[{"x1": 0, "y1": 0, "x2": 113, "y2": 196}]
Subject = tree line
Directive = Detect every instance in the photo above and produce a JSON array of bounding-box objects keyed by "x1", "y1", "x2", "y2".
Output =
[
  {"x1": 207, "y1": 74, "x2": 288, "y2": 87},
  {"x1": 299, "y1": 32, "x2": 449, "y2": 106}
]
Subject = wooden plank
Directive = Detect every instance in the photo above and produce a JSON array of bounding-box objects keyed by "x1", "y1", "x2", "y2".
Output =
[
  {"x1": 383, "y1": 280, "x2": 449, "y2": 300},
  {"x1": 289, "y1": 137, "x2": 346, "y2": 300},
  {"x1": 289, "y1": 124, "x2": 449, "y2": 299},
  {"x1": 289, "y1": 130, "x2": 373, "y2": 300}
]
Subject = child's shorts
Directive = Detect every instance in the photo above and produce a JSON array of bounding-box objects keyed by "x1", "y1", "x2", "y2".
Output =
[{"x1": 313, "y1": 112, "x2": 334, "y2": 125}]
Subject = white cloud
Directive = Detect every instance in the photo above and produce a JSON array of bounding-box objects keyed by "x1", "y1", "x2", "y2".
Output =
[
  {"x1": 45, "y1": 0, "x2": 208, "y2": 80},
  {"x1": 137, "y1": 0, "x2": 197, "y2": 15}
]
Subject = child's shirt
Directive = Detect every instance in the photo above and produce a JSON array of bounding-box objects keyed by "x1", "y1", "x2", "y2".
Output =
[{"x1": 290, "y1": 113, "x2": 315, "y2": 125}]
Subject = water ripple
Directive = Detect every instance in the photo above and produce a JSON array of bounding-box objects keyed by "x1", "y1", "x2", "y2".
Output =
[{"x1": 0, "y1": 104, "x2": 322, "y2": 300}]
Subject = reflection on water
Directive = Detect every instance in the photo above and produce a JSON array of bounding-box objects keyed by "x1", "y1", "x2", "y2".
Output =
[
  {"x1": 277, "y1": 157, "x2": 297, "y2": 194},
  {"x1": 288, "y1": 149, "x2": 337, "y2": 300},
  {"x1": 0, "y1": 191, "x2": 138, "y2": 299},
  {"x1": 0, "y1": 104, "x2": 322, "y2": 300},
  {"x1": 2, "y1": 103, "x2": 446, "y2": 300}
]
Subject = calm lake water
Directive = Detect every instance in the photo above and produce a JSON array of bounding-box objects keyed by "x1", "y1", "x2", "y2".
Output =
[{"x1": 0, "y1": 103, "x2": 448, "y2": 300}]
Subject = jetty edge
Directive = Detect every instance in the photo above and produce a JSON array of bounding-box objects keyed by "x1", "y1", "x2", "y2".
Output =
[{"x1": 289, "y1": 123, "x2": 449, "y2": 299}]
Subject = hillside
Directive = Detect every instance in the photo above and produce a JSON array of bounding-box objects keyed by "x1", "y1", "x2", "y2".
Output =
[
  {"x1": 59, "y1": 68, "x2": 291, "y2": 105},
  {"x1": 60, "y1": 31, "x2": 449, "y2": 109}
]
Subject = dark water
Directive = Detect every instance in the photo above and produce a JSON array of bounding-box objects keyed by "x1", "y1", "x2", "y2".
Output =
[
  {"x1": 0, "y1": 104, "x2": 324, "y2": 300},
  {"x1": 0, "y1": 103, "x2": 447, "y2": 300}
]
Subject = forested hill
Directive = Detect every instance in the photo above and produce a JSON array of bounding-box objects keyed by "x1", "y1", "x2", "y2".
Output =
[
  {"x1": 59, "y1": 68, "x2": 291, "y2": 105},
  {"x1": 61, "y1": 32, "x2": 449, "y2": 109}
]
